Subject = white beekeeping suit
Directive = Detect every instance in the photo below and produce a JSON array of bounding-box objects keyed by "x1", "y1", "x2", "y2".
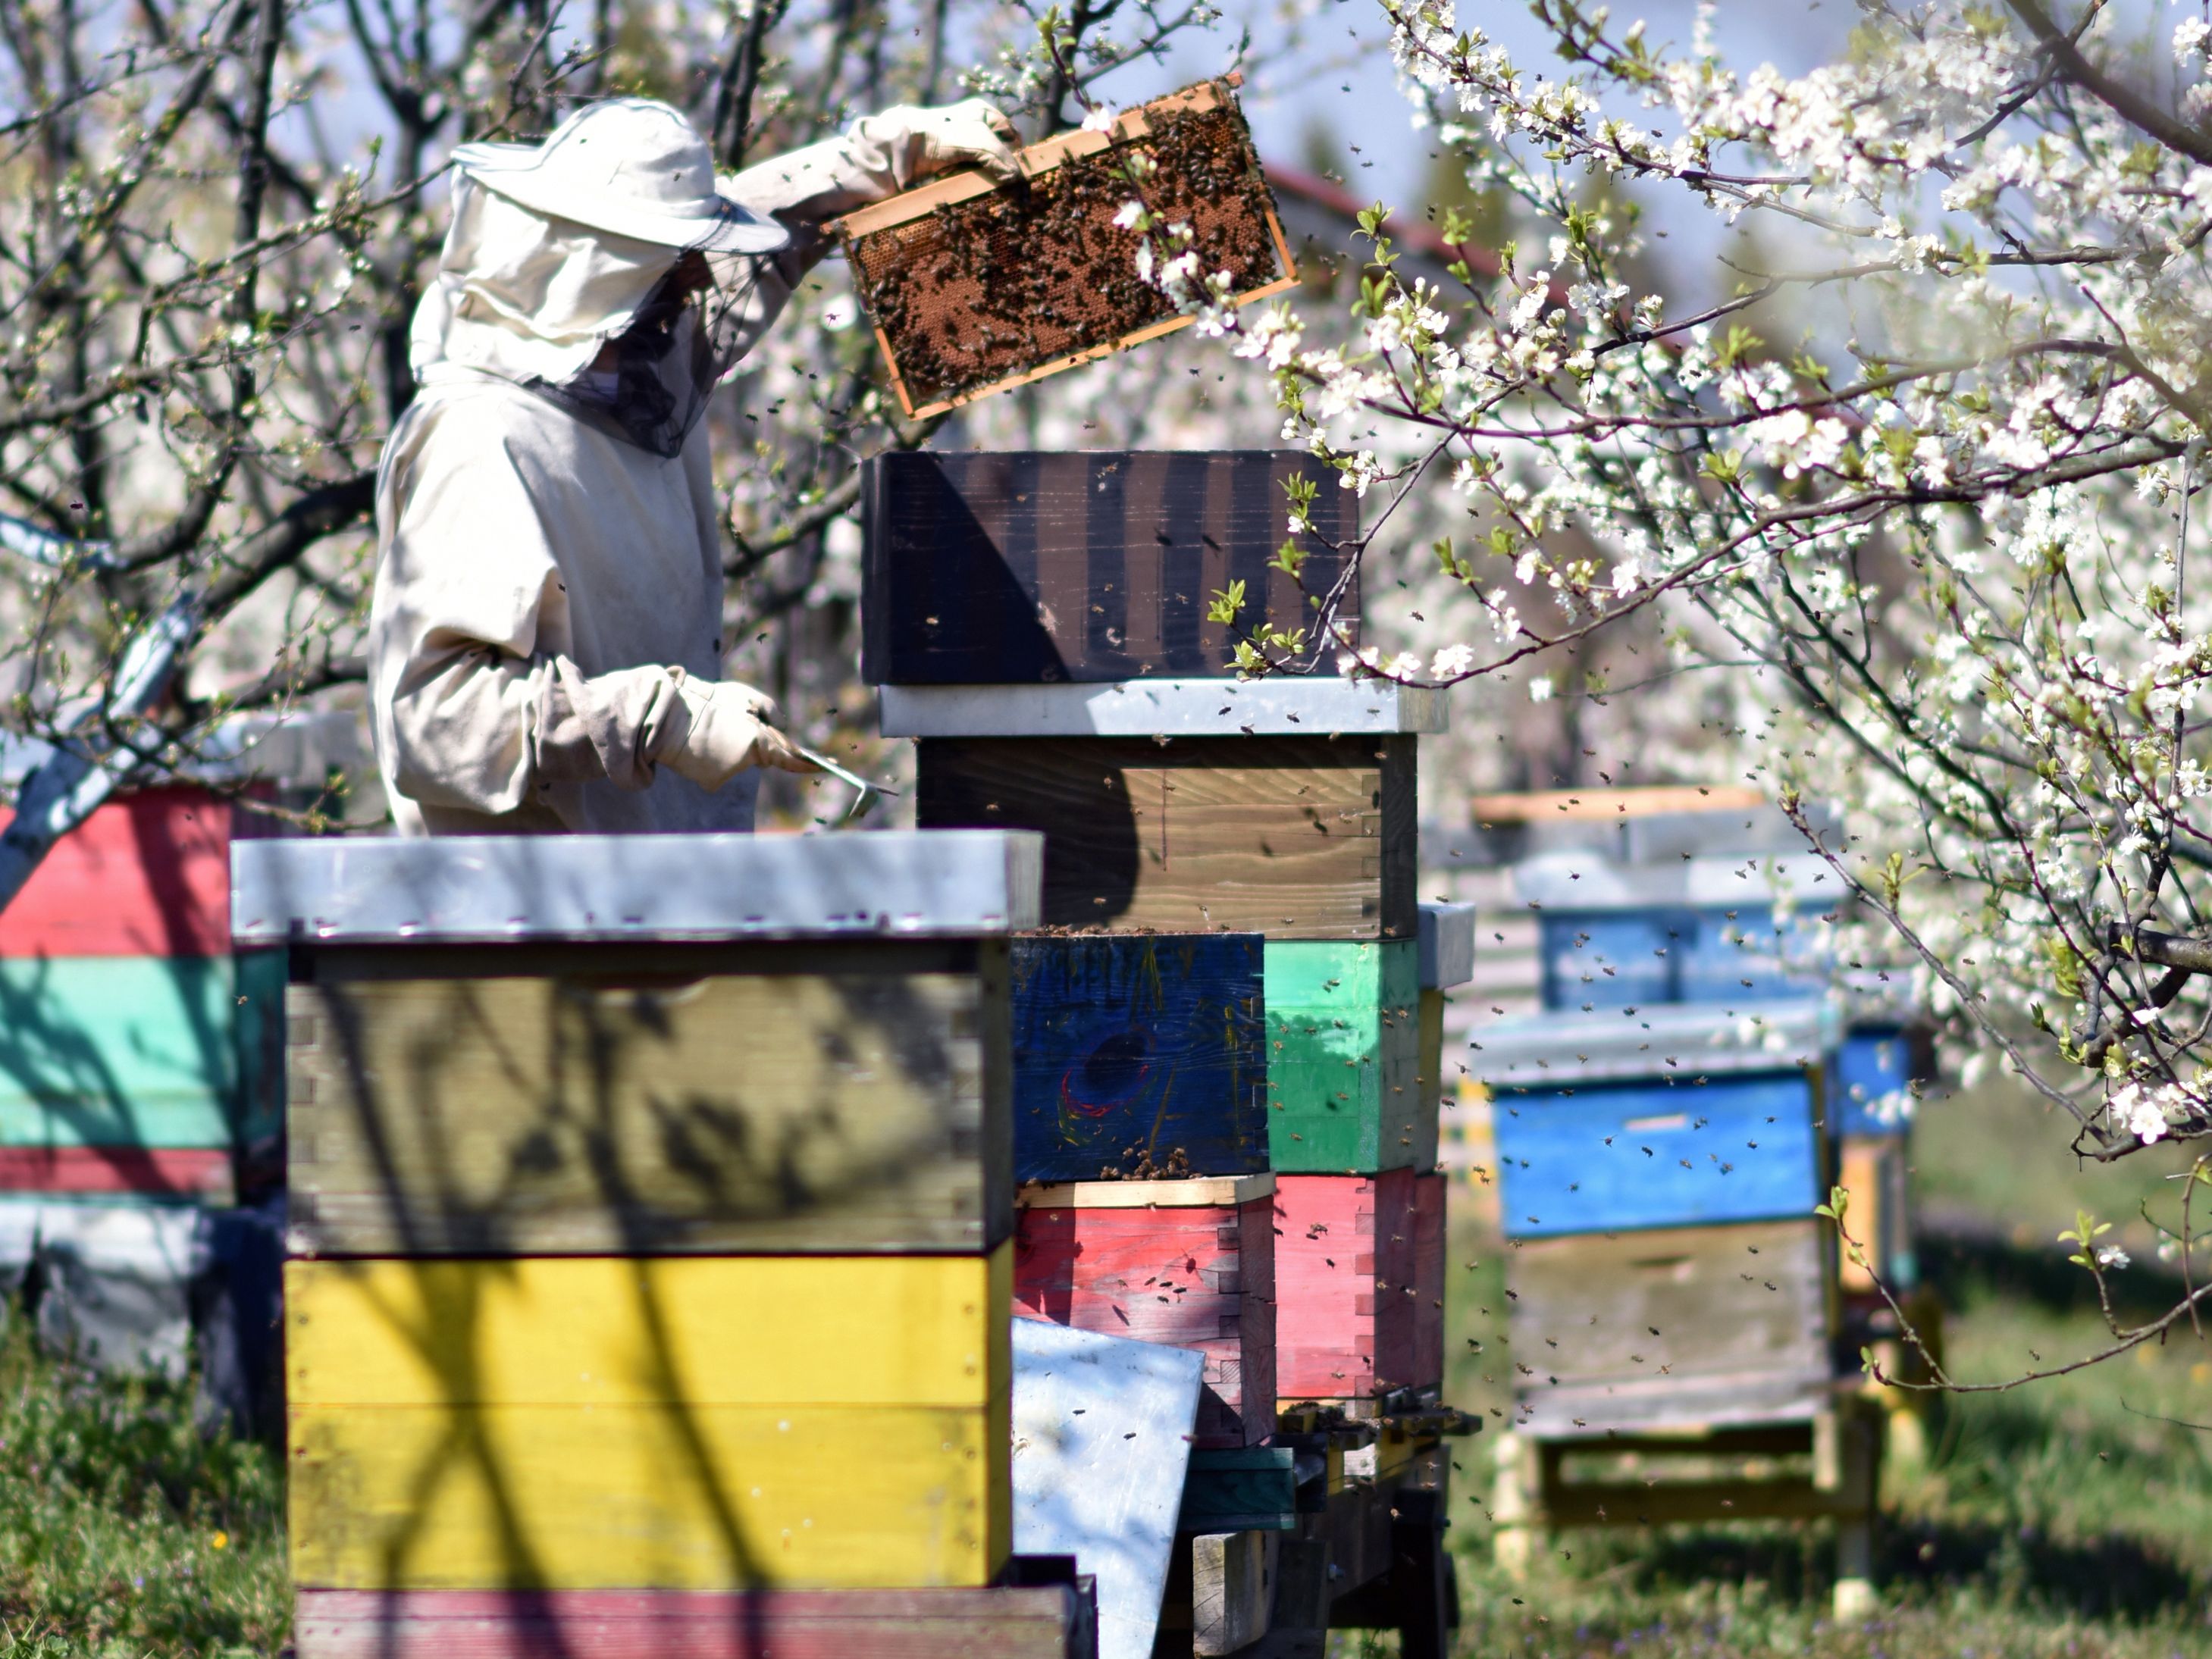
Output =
[{"x1": 368, "y1": 97, "x2": 1016, "y2": 835}]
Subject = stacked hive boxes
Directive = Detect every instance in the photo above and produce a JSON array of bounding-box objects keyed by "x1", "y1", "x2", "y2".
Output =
[
  {"x1": 237, "y1": 831, "x2": 1095, "y2": 1657},
  {"x1": 1518, "y1": 833, "x2": 1934, "y2": 1298},
  {"x1": 0, "y1": 784, "x2": 282, "y2": 1369},
  {"x1": 1471, "y1": 1000, "x2": 1841, "y2": 1432},
  {"x1": 867, "y1": 449, "x2": 1453, "y2": 1430}
]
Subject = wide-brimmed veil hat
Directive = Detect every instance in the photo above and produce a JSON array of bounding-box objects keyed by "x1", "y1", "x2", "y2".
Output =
[{"x1": 451, "y1": 99, "x2": 791, "y2": 255}]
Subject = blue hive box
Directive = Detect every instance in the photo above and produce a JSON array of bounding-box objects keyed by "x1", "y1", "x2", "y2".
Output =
[
  {"x1": 1010, "y1": 933, "x2": 1267, "y2": 1182},
  {"x1": 1469, "y1": 1000, "x2": 1836, "y2": 1239}
]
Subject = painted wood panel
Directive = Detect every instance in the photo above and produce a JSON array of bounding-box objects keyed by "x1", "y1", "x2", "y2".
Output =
[
  {"x1": 1010, "y1": 933, "x2": 1266, "y2": 1182},
  {"x1": 1014, "y1": 1182, "x2": 1274, "y2": 1445},
  {"x1": 1262, "y1": 941, "x2": 1421, "y2": 1172},
  {"x1": 287, "y1": 1250, "x2": 1012, "y2": 1592},
  {"x1": 1271, "y1": 1170, "x2": 1418, "y2": 1401},
  {"x1": 0, "y1": 787, "x2": 234, "y2": 958},
  {"x1": 0, "y1": 956, "x2": 268, "y2": 1150},
  {"x1": 1505, "y1": 1219, "x2": 1834, "y2": 1435},
  {"x1": 286, "y1": 1252, "x2": 1009, "y2": 1408},
  {"x1": 915, "y1": 737, "x2": 1418, "y2": 941},
  {"x1": 1179, "y1": 1447, "x2": 1298, "y2": 1532},
  {"x1": 285, "y1": 941, "x2": 1012, "y2": 1256},
  {"x1": 1489, "y1": 1070, "x2": 1822, "y2": 1238},
  {"x1": 290, "y1": 1398, "x2": 1008, "y2": 1591},
  {"x1": 862, "y1": 451, "x2": 1358, "y2": 684},
  {"x1": 0, "y1": 1146, "x2": 230, "y2": 1199},
  {"x1": 1837, "y1": 1135, "x2": 1911, "y2": 1291},
  {"x1": 1411, "y1": 1172, "x2": 1445, "y2": 1389},
  {"x1": 293, "y1": 1585, "x2": 1089, "y2": 1659}
]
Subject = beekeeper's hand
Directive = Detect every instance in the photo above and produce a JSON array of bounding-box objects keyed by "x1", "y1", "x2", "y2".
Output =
[
  {"x1": 661, "y1": 678, "x2": 819, "y2": 790},
  {"x1": 855, "y1": 100, "x2": 1022, "y2": 189}
]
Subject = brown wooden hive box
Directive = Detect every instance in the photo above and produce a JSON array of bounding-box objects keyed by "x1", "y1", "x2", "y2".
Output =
[
  {"x1": 1505, "y1": 1219, "x2": 1838, "y2": 1436},
  {"x1": 914, "y1": 736, "x2": 1417, "y2": 940},
  {"x1": 861, "y1": 450, "x2": 1358, "y2": 685},
  {"x1": 835, "y1": 79, "x2": 1295, "y2": 418},
  {"x1": 284, "y1": 940, "x2": 1014, "y2": 1257}
]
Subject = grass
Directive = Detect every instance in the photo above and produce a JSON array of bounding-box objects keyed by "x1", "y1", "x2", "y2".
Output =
[
  {"x1": 0, "y1": 1317, "x2": 285, "y2": 1657},
  {"x1": 1423, "y1": 1074, "x2": 2212, "y2": 1658}
]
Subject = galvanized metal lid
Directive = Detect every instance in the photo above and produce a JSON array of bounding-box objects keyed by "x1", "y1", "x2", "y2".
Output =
[
  {"x1": 1512, "y1": 848, "x2": 1838, "y2": 909},
  {"x1": 231, "y1": 830, "x2": 1044, "y2": 944},
  {"x1": 1418, "y1": 900, "x2": 1475, "y2": 989},
  {"x1": 1467, "y1": 997, "x2": 1839, "y2": 1085},
  {"x1": 878, "y1": 677, "x2": 1446, "y2": 737}
]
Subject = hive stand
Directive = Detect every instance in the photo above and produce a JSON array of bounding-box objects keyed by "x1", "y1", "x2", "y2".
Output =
[
  {"x1": 1471, "y1": 996, "x2": 1883, "y2": 1620},
  {"x1": 234, "y1": 831, "x2": 1101, "y2": 1658},
  {"x1": 1514, "y1": 834, "x2": 1947, "y2": 1479}
]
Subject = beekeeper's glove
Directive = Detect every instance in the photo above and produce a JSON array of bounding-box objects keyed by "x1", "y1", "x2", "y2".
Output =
[
  {"x1": 851, "y1": 100, "x2": 1022, "y2": 189},
  {"x1": 661, "y1": 678, "x2": 818, "y2": 790}
]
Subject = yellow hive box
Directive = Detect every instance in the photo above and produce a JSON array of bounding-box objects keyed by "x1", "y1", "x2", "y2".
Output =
[{"x1": 287, "y1": 1250, "x2": 1010, "y2": 1591}]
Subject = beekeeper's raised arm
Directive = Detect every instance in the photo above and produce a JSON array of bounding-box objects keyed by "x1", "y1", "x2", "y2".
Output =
[{"x1": 366, "y1": 97, "x2": 1015, "y2": 837}]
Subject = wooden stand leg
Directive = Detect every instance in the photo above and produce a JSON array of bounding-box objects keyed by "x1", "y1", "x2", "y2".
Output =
[
  {"x1": 1834, "y1": 1517, "x2": 1875, "y2": 1623},
  {"x1": 1387, "y1": 1490, "x2": 1451, "y2": 1659},
  {"x1": 1491, "y1": 1429, "x2": 1540, "y2": 1577}
]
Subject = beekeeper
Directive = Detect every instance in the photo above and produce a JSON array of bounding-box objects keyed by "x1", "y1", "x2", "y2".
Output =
[{"x1": 368, "y1": 97, "x2": 1017, "y2": 835}]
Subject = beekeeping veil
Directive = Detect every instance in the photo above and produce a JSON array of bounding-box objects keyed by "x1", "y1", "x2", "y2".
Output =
[{"x1": 411, "y1": 99, "x2": 792, "y2": 458}]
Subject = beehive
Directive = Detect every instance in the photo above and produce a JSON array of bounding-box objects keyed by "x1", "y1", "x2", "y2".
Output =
[
  {"x1": 233, "y1": 831, "x2": 1040, "y2": 1611},
  {"x1": 836, "y1": 80, "x2": 1294, "y2": 418}
]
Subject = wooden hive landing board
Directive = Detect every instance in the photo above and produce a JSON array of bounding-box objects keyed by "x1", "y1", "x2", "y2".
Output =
[
  {"x1": 285, "y1": 940, "x2": 1012, "y2": 1257},
  {"x1": 1271, "y1": 1170, "x2": 1418, "y2": 1401},
  {"x1": 916, "y1": 737, "x2": 1415, "y2": 941},
  {"x1": 1014, "y1": 1179, "x2": 1275, "y2": 1447},
  {"x1": 1261, "y1": 940, "x2": 1422, "y2": 1172},
  {"x1": 287, "y1": 1251, "x2": 1010, "y2": 1592},
  {"x1": 1505, "y1": 1219, "x2": 1834, "y2": 1436},
  {"x1": 861, "y1": 451, "x2": 1356, "y2": 686},
  {"x1": 293, "y1": 1585, "x2": 1089, "y2": 1659},
  {"x1": 1010, "y1": 932, "x2": 1266, "y2": 1183}
]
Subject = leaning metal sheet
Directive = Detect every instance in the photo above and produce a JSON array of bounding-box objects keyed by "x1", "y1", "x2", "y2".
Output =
[
  {"x1": 231, "y1": 830, "x2": 1042, "y2": 944},
  {"x1": 1010, "y1": 1319, "x2": 1203, "y2": 1659},
  {"x1": 878, "y1": 678, "x2": 1446, "y2": 737}
]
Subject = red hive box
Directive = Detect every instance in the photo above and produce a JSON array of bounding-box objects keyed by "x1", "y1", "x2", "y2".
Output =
[
  {"x1": 1013, "y1": 1174, "x2": 1276, "y2": 1447},
  {"x1": 1274, "y1": 1169, "x2": 1421, "y2": 1402},
  {"x1": 1413, "y1": 1171, "x2": 1447, "y2": 1391}
]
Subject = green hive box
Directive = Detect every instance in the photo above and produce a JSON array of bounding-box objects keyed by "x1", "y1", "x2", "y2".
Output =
[{"x1": 1263, "y1": 940, "x2": 1423, "y2": 1172}]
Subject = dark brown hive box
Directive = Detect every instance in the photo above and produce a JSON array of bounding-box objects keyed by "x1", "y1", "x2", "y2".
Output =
[
  {"x1": 835, "y1": 79, "x2": 1295, "y2": 418},
  {"x1": 861, "y1": 450, "x2": 1359, "y2": 684}
]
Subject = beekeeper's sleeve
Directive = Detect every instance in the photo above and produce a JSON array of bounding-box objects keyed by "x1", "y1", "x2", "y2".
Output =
[{"x1": 372, "y1": 404, "x2": 694, "y2": 816}]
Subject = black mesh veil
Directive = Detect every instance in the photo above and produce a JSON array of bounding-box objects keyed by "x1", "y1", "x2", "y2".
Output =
[{"x1": 527, "y1": 248, "x2": 762, "y2": 458}]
